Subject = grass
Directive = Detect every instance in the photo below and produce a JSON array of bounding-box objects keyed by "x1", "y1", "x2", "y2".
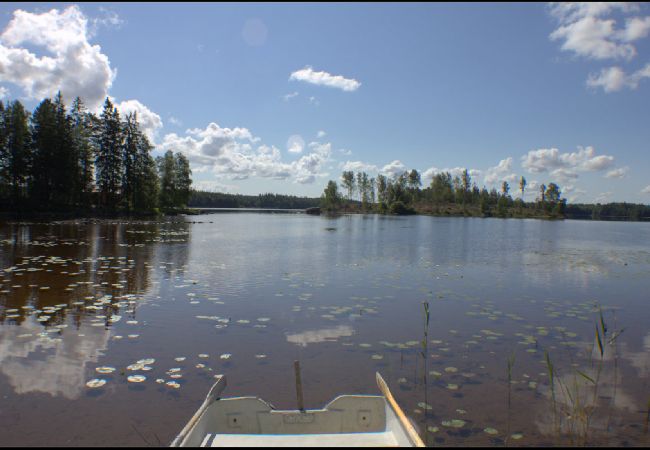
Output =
[{"x1": 541, "y1": 304, "x2": 625, "y2": 445}]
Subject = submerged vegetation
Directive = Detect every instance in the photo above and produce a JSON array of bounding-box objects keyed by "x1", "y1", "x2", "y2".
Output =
[{"x1": 0, "y1": 94, "x2": 191, "y2": 215}]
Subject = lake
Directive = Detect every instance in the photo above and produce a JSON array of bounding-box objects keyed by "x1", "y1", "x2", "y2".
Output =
[{"x1": 1, "y1": 213, "x2": 649, "y2": 446}]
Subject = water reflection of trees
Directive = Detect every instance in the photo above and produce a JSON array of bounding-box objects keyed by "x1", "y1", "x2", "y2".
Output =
[
  {"x1": 0, "y1": 219, "x2": 192, "y2": 399},
  {"x1": 0, "y1": 220, "x2": 190, "y2": 326}
]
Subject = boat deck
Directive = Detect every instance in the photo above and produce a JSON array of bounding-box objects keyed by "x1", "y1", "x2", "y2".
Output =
[{"x1": 203, "y1": 431, "x2": 399, "y2": 447}]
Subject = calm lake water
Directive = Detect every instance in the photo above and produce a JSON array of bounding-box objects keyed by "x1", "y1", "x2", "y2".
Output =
[{"x1": 1, "y1": 213, "x2": 649, "y2": 446}]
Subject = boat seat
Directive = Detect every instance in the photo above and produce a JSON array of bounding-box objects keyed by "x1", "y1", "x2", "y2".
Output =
[{"x1": 203, "y1": 432, "x2": 400, "y2": 447}]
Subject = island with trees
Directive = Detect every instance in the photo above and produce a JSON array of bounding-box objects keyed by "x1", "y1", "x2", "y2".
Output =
[{"x1": 320, "y1": 169, "x2": 650, "y2": 221}]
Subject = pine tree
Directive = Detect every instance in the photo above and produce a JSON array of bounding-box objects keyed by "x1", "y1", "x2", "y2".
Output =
[
  {"x1": 157, "y1": 150, "x2": 177, "y2": 209},
  {"x1": 96, "y1": 97, "x2": 123, "y2": 210},
  {"x1": 174, "y1": 152, "x2": 192, "y2": 207},
  {"x1": 53, "y1": 92, "x2": 79, "y2": 208},
  {"x1": 70, "y1": 97, "x2": 95, "y2": 208},
  {"x1": 30, "y1": 97, "x2": 58, "y2": 207},
  {"x1": 2, "y1": 101, "x2": 31, "y2": 209}
]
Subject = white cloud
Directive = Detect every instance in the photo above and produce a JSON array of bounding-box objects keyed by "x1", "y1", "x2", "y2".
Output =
[
  {"x1": 642, "y1": 185, "x2": 650, "y2": 194},
  {"x1": 620, "y1": 16, "x2": 650, "y2": 41},
  {"x1": 0, "y1": 86, "x2": 8, "y2": 99},
  {"x1": 587, "y1": 63, "x2": 650, "y2": 92},
  {"x1": 116, "y1": 99, "x2": 163, "y2": 144},
  {"x1": 422, "y1": 166, "x2": 482, "y2": 185},
  {"x1": 338, "y1": 148, "x2": 352, "y2": 156},
  {"x1": 192, "y1": 180, "x2": 237, "y2": 192},
  {"x1": 0, "y1": 5, "x2": 116, "y2": 110},
  {"x1": 90, "y1": 7, "x2": 124, "y2": 35},
  {"x1": 605, "y1": 166, "x2": 629, "y2": 178},
  {"x1": 484, "y1": 157, "x2": 518, "y2": 185},
  {"x1": 380, "y1": 160, "x2": 407, "y2": 179},
  {"x1": 563, "y1": 183, "x2": 588, "y2": 202},
  {"x1": 317, "y1": 130, "x2": 326, "y2": 138},
  {"x1": 161, "y1": 122, "x2": 330, "y2": 185},
  {"x1": 168, "y1": 116, "x2": 182, "y2": 126},
  {"x1": 339, "y1": 161, "x2": 379, "y2": 173},
  {"x1": 287, "y1": 134, "x2": 305, "y2": 154},
  {"x1": 283, "y1": 91, "x2": 299, "y2": 101},
  {"x1": 548, "y1": 3, "x2": 646, "y2": 61},
  {"x1": 308, "y1": 96, "x2": 319, "y2": 106},
  {"x1": 521, "y1": 146, "x2": 615, "y2": 176},
  {"x1": 290, "y1": 66, "x2": 361, "y2": 92}
]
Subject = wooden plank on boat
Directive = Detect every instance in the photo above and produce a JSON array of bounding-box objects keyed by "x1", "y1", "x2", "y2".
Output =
[{"x1": 375, "y1": 372, "x2": 425, "y2": 447}]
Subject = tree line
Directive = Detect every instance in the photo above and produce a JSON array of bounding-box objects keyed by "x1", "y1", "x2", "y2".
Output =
[
  {"x1": 189, "y1": 191, "x2": 320, "y2": 209},
  {"x1": 322, "y1": 169, "x2": 568, "y2": 218},
  {"x1": 0, "y1": 94, "x2": 191, "y2": 214}
]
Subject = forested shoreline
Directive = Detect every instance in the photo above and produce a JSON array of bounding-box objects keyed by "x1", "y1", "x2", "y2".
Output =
[
  {"x1": 0, "y1": 94, "x2": 191, "y2": 215},
  {"x1": 1, "y1": 95, "x2": 647, "y2": 222},
  {"x1": 320, "y1": 170, "x2": 650, "y2": 221}
]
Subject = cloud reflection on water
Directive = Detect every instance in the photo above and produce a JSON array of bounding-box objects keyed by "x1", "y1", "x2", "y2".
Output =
[{"x1": 286, "y1": 325, "x2": 354, "y2": 347}]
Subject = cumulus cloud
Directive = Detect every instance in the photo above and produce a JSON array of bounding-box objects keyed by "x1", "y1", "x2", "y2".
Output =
[
  {"x1": 339, "y1": 161, "x2": 379, "y2": 173},
  {"x1": 548, "y1": 2, "x2": 647, "y2": 60},
  {"x1": 290, "y1": 66, "x2": 361, "y2": 92},
  {"x1": 560, "y1": 183, "x2": 587, "y2": 202},
  {"x1": 317, "y1": 130, "x2": 326, "y2": 138},
  {"x1": 548, "y1": 3, "x2": 650, "y2": 92},
  {"x1": 521, "y1": 146, "x2": 615, "y2": 178},
  {"x1": 286, "y1": 134, "x2": 305, "y2": 154},
  {"x1": 642, "y1": 185, "x2": 650, "y2": 194},
  {"x1": 484, "y1": 157, "x2": 518, "y2": 185},
  {"x1": 116, "y1": 99, "x2": 163, "y2": 144},
  {"x1": 380, "y1": 160, "x2": 407, "y2": 179},
  {"x1": 161, "y1": 122, "x2": 330, "y2": 184},
  {"x1": 605, "y1": 166, "x2": 629, "y2": 178},
  {"x1": 0, "y1": 5, "x2": 116, "y2": 111},
  {"x1": 587, "y1": 63, "x2": 650, "y2": 92},
  {"x1": 421, "y1": 166, "x2": 482, "y2": 185},
  {"x1": 0, "y1": 86, "x2": 8, "y2": 99}
]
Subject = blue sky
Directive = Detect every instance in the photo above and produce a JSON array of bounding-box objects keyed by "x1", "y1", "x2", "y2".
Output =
[{"x1": 0, "y1": 2, "x2": 649, "y2": 202}]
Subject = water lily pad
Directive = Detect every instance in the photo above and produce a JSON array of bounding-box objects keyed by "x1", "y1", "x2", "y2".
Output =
[
  {"x1": 166, "y1": 381, "x2": 180, "y2": 388},
  {"x1": 446, "y1": 383, "x2": 459, "y2": 390},
  {"x1": 442, "y1": 419, "x2": 466, "y2": 428},
  {"x1": 484, "y1": 427, "x2": 498, "y2": 435},
  {"x1": 174, "y1": 357, "x2": 186, "y2": 362},
  {"x1": 371, "y1": 354, "x2": 383, "y2": 360},
  {"x1": 220, "y1": 353, "x2": 231, "y2": 360},
  {"x1": 127, "y1": 375, "x2": 146, "y2": 383},
  {"x1": 86, "y1": 378, "x2": 106, "y2": 388},
  {"x1": 444, "y1": 367, "x2": 458, "y2": 373},
  {"x1": 95, "y1": 366, "x2": 116, "y2": 374},
  {"x1": 511, "y1": 433, "x2": 524, "y2": 440},
  {"x1": 427, "y1": 426, "x2": 439, "y2": 433}
]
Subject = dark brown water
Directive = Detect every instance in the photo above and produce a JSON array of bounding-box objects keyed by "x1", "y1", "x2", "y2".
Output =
[{"x1": 1, "y1": 214, "x2": 649, "y2": 446}]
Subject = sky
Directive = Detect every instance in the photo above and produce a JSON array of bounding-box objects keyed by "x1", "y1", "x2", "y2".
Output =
[{"x1": 0, "y1": 2, "x2": 649, "y2": 203}]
